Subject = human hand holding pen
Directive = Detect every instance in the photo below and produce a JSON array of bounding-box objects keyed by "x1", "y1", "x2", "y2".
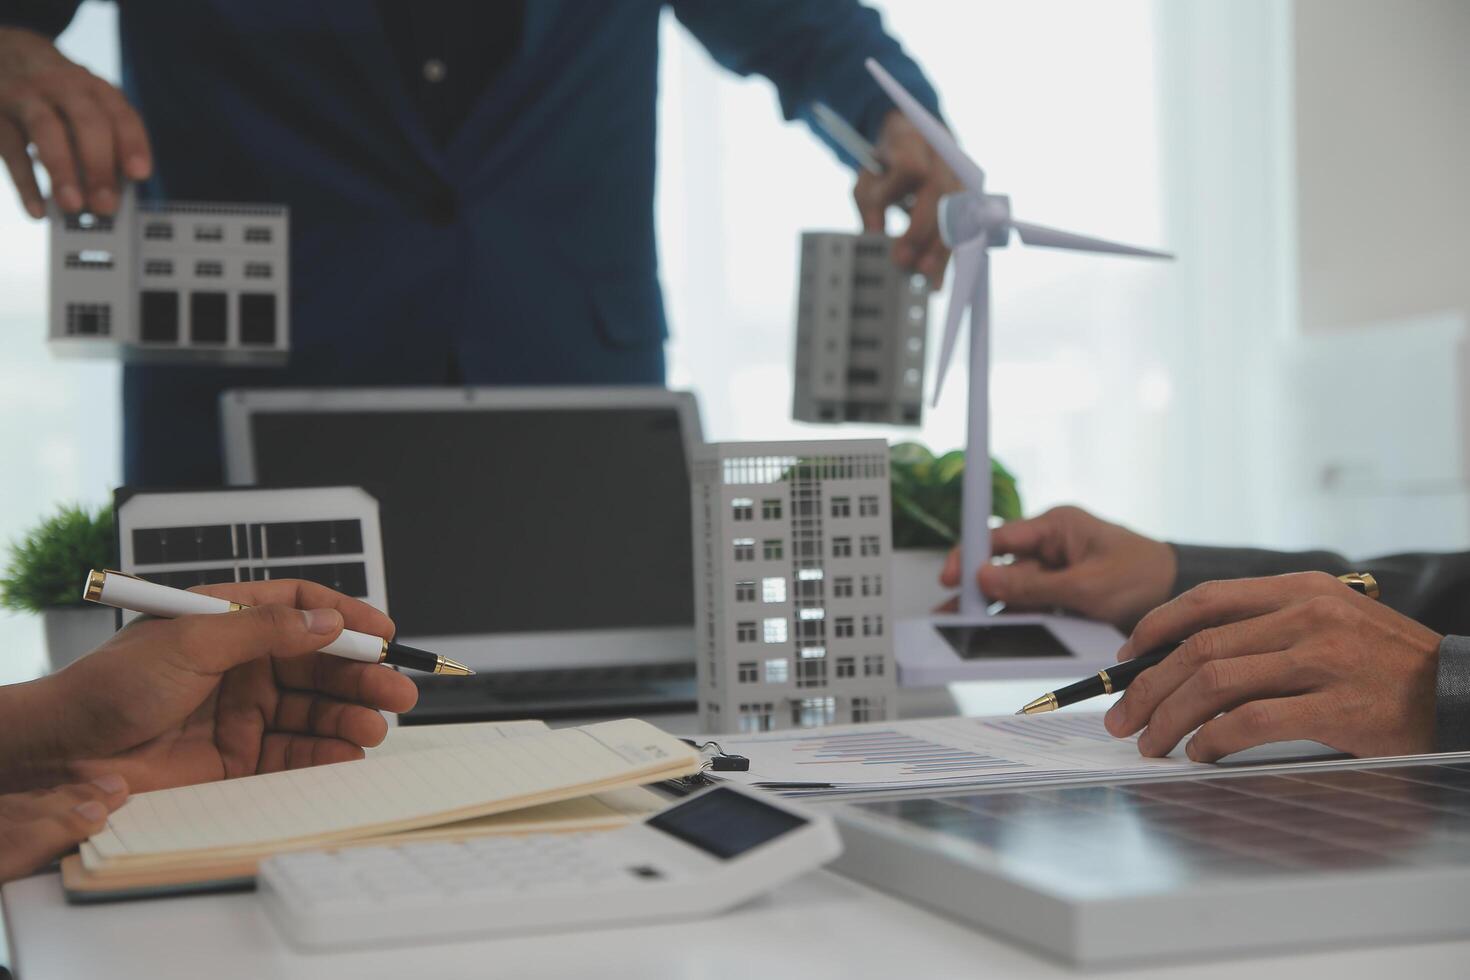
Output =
[
  {"x1": 6, "y1": 579, "x2": 418, "y2": 795},
  {"x1": 1103, "y1": 572, "x2": 1440, "y2": 762}
]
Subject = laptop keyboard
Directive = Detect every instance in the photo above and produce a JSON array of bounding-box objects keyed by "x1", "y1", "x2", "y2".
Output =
[{"x1": 401, "y1": 662, "x2": 696, "y2": 723}]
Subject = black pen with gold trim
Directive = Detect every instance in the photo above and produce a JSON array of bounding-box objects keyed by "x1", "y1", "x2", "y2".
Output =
[
  {"x1": 83, "y1": 569, "x2": 474, "y2": 675},
  {"x1": 1015, "y1": 572, "x2": 1379, "y2": 715}
]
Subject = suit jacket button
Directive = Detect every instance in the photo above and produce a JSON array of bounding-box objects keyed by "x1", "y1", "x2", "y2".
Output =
[{"x1": 425, "y1": 186, "x2": 459, "y2": 226}]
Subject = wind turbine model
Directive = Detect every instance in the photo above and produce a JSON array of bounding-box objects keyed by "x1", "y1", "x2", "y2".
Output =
[{"x1": 865, "y1": 59, "x2": 1175, "y2": 685}]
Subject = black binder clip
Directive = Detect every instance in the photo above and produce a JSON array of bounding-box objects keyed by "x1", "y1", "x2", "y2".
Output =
[{"x1": 679, "y1": 738, "x2": 751, "y2": 773}]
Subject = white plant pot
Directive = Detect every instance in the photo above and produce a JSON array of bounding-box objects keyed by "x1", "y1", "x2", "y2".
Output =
[
  {"x1": 890, "y1": 548, "x2": 952, "y2": 619},
  {"x1": 42, "y1": 605, "x2": 118, "y2": 673}
]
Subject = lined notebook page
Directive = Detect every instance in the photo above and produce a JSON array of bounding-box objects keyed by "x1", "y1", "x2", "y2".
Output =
[
  {"x1": 367, "y1": 720, "x2": 550, "y2": 756},
  {"x1": 86, "y1": 718, "x2": 694, "y2": 866}
]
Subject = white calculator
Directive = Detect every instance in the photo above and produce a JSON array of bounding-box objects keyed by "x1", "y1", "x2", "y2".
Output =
[{"x1": 259, "y1": 783, "x2": 841, "y2": 951}]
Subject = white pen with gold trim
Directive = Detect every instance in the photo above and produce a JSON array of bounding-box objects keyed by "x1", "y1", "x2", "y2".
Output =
[{"x1": 83, "y1": 569, "x2": 473, "y2": 675}]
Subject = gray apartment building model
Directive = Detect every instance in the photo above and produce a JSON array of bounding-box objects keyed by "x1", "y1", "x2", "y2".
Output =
[
  {"x1": 693, "y1": 438, "x2": 897, "y2": 733},
  {"x1": 792, "y1": 231, "x2": 930, "y2": 427},
  {"x1": 48, "y1": 183, "x2": 289, "y2": 361}
]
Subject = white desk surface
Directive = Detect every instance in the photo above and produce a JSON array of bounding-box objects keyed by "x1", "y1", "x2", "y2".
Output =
[{"x1": 7, "y1": 681, "x2": 1470, "y2": 978}]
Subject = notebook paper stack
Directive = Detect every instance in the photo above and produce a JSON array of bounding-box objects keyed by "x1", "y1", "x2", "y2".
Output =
[{"x1": 62, "y1": 718, "x2": 697, "y2": 900}]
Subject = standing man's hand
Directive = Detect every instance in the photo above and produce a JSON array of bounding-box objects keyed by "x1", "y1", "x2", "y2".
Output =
[
  {"x1": 939, "y1": 506, "x2": 1177, "y2": 630},
  {"x1": 0, "y1": 26, "x2": 152, "y2": 217},
  {"x1": 16, "y1": 580, "x2": 417, "y2": 795},
  {"x1": 1105, "y1": 573, "x2": 1442, "y2": 762},
  {"x1": 854, "y1": 108, "x2": 965, "y2": 287}
]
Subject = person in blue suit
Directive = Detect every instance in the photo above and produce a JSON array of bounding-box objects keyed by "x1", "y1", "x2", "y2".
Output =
[{"x1": 0, "y1": 2, "x2": 959, "y2": 486}]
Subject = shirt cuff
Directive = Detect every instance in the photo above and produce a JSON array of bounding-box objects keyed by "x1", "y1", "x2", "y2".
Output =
[{"x1": 1435, "y1": 635, "x2": 1470, "y2": 752}]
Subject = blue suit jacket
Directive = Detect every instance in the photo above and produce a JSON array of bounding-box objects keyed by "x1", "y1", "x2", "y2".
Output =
[{"x1": 93, "y1": 0, "x2": 941, "y2": 484}]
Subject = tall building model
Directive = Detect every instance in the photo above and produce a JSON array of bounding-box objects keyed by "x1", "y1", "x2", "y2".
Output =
[
  {"x1": 48, "y1": 183, "x2": 289, "y2": 362},
  {"x1": 792, "y1": 232, "x2": 930, "y2": 427},
  {"x1": 692, "y1": 439, "x2": 896, "y2": 734}
]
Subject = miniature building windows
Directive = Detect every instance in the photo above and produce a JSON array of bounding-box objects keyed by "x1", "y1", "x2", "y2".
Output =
[
  {"x1": 64, "y1": 212, "x2": 113, "y2": 232},
  {"x1": 737, "y1": 662, "x2": 758, "y2": 683},
  {"x1": 860, "y1": 535, "x2": 881, "y2": 557},
  {"x1": 194, "y1": 260, "x2": 224, "y2": 278},
  {"x1": 798, "y1": 608, "x2": 824, "y2": 620},
  {"x1": 762, "y1": 618, "x2": 788, "y2": 644},
  {"x1": 836, "y1": 657, "x2": 856, "y2": 678},
  {"x1": 797, "y1": 568, "x2": 824, "y2": 581},
  {"x1": 143, "y1": 259, "x2": 174, "y2": 277},
  {"x1": 851, "y1": 697, "x2": 874, "y2": 723},
  {"x1": 796, "y1": 620, "x2": 823, "y2": 641},
  {"x1": 862, "y1": 615, "x2": 886, "y2": 637},
  {"x1": 764, "y1": 659, "x2": 789, "y2": 684},
  {"x1": 244, "y1": 226, "x2": 273, "y2": 243},
  {"x1": 761, "y1": 577, "x2": 786, "y2": 603},
  {"x1": 64, "y1": 302, "x2": 111, "y2": 337},
  {"x1": 847, "y1": 368, "x2": 880, "y2": 385},
  {"x1": 863, "y1": 654, "x2": 886, "y2": 677},
  {"x1": 859, "y1": 495, "x2": 880, "y2": 517},
  {"x1": 795, "y1": 539, "x2": 820, "y2": 558},
  {"x1": 731, "y1": 497, "x2": 753, "y2": 521},
  {"x1": 190, "y1": 292, "x2": 228, "y2": 344},
  {"x1": 64, "y1": 249, "x2": 113, "y2": 269},
  {"x1": 239, "y1": 293, "x2": 277, "y2": 346},
  {"x1": 734, "y1": 581, "x2": 756, "y2": 602},
  {"x1": 861, "y1": 575, "x2": 883, "y2": 597},
  {"x1": 143, "y1": 221, "x2": 173, "y2": 240},
  {"x1": 795, "y1": 578, "x2": 821, "y2": 599},
  {"x1": 736, "y1": 621, "x2": 757, "y2": 643},
  {"x1": 794, "y1": 697, "x2": 836, "y2": 727},
  {"x1": 762, "y1": 539, "x2": 784, "y2": 561},
  {"x1": 796, "y1": 658, "x2": 828, "y2": 689},
  {"x1": 834, "y1": 617, "x2": 854, "y2": 638},
  {"x1": 738, "y1": 703, "x2": 776, "y2": 733},
  {"x1": 831, "y1": 496, "x2": 851, "y2": 518},
  {"x1": 849, "y1": 336, "x2": 881, "y2": 351},
  {"x1": 833, "y1": 577, "x2": 854, "y2": 598},
  {"x1": 194, "y1": 224, "x2": 224, "y2": 242},
  {"x1": 832, "y1": 537, "x2": 852, "y2": 558},
  {"x1": 761, "y1": 499, "x2": 782, "y2": 520},
  {"x1": 244, "y1": 262, "x2": 273, "y2": 279},
  {"x1": 140, "y1": 291, "x2": 180, "y2": 344},
  {"x1": 733, "y1": 538, "x2": 755, "y2": 561}
]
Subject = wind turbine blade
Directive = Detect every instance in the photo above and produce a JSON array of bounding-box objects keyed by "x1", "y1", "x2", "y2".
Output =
[
  {"x1": 1011, "y1": 220, "x2": 1173, "y2": 259},
  {"x1": 932, "y1": 241, "x2": 985, "y2": 407},
  {"x1": 865, "y1": 58, "x2": 987, "y2": 194}
]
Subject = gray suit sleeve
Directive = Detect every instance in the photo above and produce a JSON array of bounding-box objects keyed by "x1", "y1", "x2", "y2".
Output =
[
  {"x1": 1438, "y1": 637, "x2": 1470, "y2": 751},
  {"x1": 1170, "y1": 543, "x2": 1470, "y2": 636}
]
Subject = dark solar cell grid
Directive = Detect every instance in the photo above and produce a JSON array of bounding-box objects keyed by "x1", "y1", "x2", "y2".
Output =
[{"x1": 857, "y1": 762, "x2": 1470, "y2": 880}]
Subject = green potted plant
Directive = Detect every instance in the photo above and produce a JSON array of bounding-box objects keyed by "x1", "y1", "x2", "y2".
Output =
[
  {"x1": 888, "y1": 442, "x2": 1022, "y2": 616},
  {"x1": 0, "y1": 503, "x2": 118, "y2": 672}
]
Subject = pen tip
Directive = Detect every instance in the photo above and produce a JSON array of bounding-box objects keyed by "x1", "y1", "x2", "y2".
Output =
[{"x1": 1017, "y1": 693, "x2": 1060, "y2": 716}]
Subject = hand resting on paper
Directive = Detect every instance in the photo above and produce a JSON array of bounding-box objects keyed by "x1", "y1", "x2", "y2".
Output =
[
  {"x1": 0, "y1": 776, "x2": 129, "y2": 881},
  {"x1": 939, "y1": 506, "x2": 1177, "y2": 631},
  {"x1": 0, "y1": 579, "x2": 418, "y2": 799},
  {"x1": 1104, "y1": 572, "x2": 1441, "y2": 762}
]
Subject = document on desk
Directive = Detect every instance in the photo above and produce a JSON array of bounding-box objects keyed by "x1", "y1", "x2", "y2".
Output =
[
  {"x1": 82, "y1": 718, "x2": 697, "y2": 870},
  {"x1": 715, "y1": 712, "x2": 1340, "y2": 797}
]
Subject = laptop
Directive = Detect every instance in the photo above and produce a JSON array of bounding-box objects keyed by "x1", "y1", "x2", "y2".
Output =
[{"x1": 221, "y1": 386, "x2": 702, "y2": 721}]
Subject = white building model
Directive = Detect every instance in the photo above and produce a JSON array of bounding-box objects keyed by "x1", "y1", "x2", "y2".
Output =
[
  {"x1": 693, "y1": 439, "x2": 896, "y2": 734},
  {"x1": 792, "y1": 232, "x2": 929, "y2": 427},
  {"x1": 48, "y1": 183, "x2": 289, "y2": 361}
]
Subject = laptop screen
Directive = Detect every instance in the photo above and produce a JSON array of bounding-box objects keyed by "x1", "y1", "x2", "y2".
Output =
[{"x1": 245, "y1": 404, "x2": 694, "y2": 639}]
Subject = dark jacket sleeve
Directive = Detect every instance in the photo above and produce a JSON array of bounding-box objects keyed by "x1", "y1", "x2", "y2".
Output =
[
  {"x1": 1171, "y1": 543, "x2": 1470, "y2": 637},
  {"x1": 0, "y1": 1, "x2": 83, "y2": 37},
  {"x1": 1171, "y1": 543, "x2": 1470, "y2": 752},
  {"x1": 671, "y1": 0, "x2": 942, "y2": 169}
]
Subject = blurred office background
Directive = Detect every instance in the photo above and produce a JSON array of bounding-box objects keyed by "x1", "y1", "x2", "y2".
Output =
[{"x1": 3, "y1": 0, "x2": 1470, "y2": 673}]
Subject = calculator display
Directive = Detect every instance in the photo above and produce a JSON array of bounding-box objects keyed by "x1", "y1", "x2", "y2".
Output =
[{"x1": 647, "y1": 788, "x2": 806, "y2": 860}]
